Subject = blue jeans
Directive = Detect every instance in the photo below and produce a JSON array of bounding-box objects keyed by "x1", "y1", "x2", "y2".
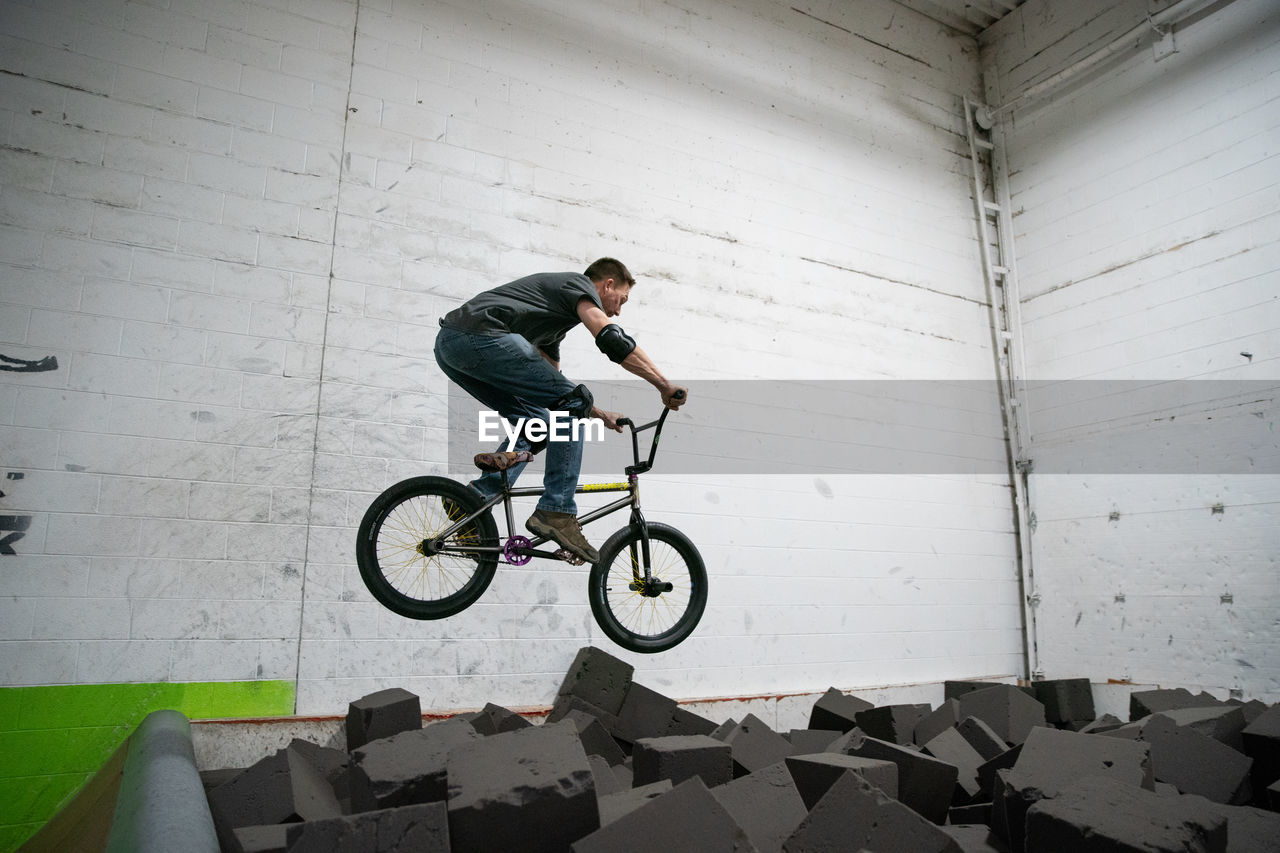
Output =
[{"x1": 434, "y1": 326, "x2": 582, "y2": 514}]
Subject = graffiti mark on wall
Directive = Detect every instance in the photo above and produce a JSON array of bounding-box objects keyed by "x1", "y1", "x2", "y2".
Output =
[
  {"x1": 0, "y1": 353, "x2": 59, "y2": 372},
  {"x1": 1, "y1": 473, "x2": 31, "y2": 555},
  {"x1": 0, "y1": 515, "x2": 32, "y2": 555}
]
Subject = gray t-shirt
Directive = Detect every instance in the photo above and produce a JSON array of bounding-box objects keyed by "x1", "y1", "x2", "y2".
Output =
[{"x1": 440, "y1": 272, "x2": 602, "y2": 361}]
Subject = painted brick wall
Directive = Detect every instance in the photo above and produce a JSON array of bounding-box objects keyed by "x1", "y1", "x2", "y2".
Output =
[
  {"x1": 0, "y1": 0, "x2": 355, "y2": 700},
  {"x1": 981, "y1": 0, "x2": 1280, "y2": 700},
  {"x1": 294, "y1": 0, "x2": 1022, "y2": 715},
  {"x1": 1, "y1": 0, "x2": 1022, "y2": 737}
]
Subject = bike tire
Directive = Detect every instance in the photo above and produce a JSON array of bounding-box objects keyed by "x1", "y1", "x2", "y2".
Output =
[
  {"x1": 356, "y1": 476, "x2": 499, "y2": 620},
  {"x1": 589, "y1": 522, "x2": 707, "y2": 653}
]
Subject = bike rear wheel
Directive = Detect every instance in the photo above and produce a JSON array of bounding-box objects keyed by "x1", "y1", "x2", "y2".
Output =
[
  {"x1": 589, "y1": 522, "x2": 707, "y2": 653},
  {"x1": 356, "y1": 476, "x2": 499, "y2": 620}
]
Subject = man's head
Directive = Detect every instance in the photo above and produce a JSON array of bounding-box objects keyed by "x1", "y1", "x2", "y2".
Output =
[{"x1": 584, "y1": 257, "x2": 633, "y2": 317}]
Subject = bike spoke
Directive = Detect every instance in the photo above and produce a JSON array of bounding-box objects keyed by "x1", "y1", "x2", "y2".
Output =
[
  {"x1": 375, "y1": 494, "x2": 481, "y2": 602},
  {"x1": 602, "y1": 538, "x2": 693, "y2": 639}
]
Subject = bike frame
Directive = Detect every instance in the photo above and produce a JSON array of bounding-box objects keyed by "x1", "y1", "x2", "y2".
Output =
[{"x1": 431, "y1": 404, "x2": 678, "y2": 580}]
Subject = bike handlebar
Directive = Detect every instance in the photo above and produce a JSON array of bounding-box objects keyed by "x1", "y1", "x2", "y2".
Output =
[{"x1": 616, "y1": 388, "x2": 685, "y2": 475}]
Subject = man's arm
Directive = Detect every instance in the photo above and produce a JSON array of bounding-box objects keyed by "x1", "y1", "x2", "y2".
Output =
[{"x1": 577, "y1": 300, "x2": 687, "y2": 409}]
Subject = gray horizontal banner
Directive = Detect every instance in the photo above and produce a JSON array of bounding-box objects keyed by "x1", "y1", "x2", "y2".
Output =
[{"x1": 446, "y1": 380, "x2": 1279, "y2": 477}]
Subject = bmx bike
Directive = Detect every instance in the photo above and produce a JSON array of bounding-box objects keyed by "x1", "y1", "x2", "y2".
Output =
[{"x1": 355, "y1": 399, "x2": 707, "y2": 653}]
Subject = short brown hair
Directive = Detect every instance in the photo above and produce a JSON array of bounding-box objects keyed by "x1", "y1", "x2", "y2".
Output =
[{"x1": 584, "y1": 257, "x2": 634, "y2": 286}]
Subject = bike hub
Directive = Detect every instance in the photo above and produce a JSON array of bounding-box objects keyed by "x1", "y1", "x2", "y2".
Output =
[{"x1": 629, "y1": 578, "x2": 675, "y2": 597}]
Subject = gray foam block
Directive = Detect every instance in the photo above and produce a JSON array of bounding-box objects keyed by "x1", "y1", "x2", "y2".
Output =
[
  {"x1": 284, "y1": 801, "x2": 448, "y2": 853},
  {"x1": 725, "y1": 714, "x2": 797, "y2": 778},
  {"x1": 447, "y1": 721, "x2": 599, "y2": 853},
  {"x1": 614, "y1": 683, "x2": 678, "y2": 746},
  {"x1": 547, "y1": 694, "x2": 621, "y2": 733},
  {"x1": 233, "y1": 824, "x2": 288, "y2": 853},
  {"x1": 1031, "y1": 678, "x2": 1095, "y2": 725},
  {"x1": 589, "y1": 753, "x2": 626, "y2": 797},
  {"x1": 1024, "y1": 776, "x2": 1226, "y2": 853},
  {"x1": 346, "y1": 688, "x2": 422, "y2": 751},
  {"x1": 1155, "y1": 705, "x2": 1247, "y2": 751},
  {"x1": 956, "y1": 685, "x2": 1046, "y2": 747},
  {"x1": 633, "y1": 734, "x2": 733, "y2": 789},
  {"x1": 1242, "y1": 703, "x2": 1280, "y2": 796},
  {"x1": 921, "y1": 726, "x2": 985, "y2": 803},
  {"x1": 559, "y1": 707, "x2": 628, "y2": 766},
  {"x1": 808, "y1": 687, "x2": 873, "y2": 733},
  {"x1": 1128, "y1": 687, "x2": 1221, "y2": 721},
  {"x1": 1208, "y1": 803, "x2": 1280, "y2": 852},
  {"x1": 914, "y1": 699, "x2": 962, "y2": 747},
  {"x1": 976, "y1": 743, "x2": 1021, "y2": 802},
  {"x1": 843, "y1": 734, "x2": 958, "y2": 825},
  {"x1": 208, "y1": 744, "x2": 343, "y2": 829},
  {"x1": 938, "y1": 824, "x2": 1010, "y2": 853},
  {"x1": 957, "y1": 716, "x2": 1008, "y2": 761},
  {"x1": 596, "y1": 780, "x2": 672, "y2": 827},
  {"x1": 468, "y1": 702, "x2": 533, "y2": 737},
  {"x1": 782, "y1": 771, "x2": 962, "y2": 853},
  {"x1": 665, "y1": 701, "x2": 727, "y2": 737},
  {"x1": 557, "y1": 646, "x2": 634, "y2": 717},
  {"x1": 787, "y1": 729, "x2": 842, "y2": 754},
  {"x1": 785, "y1": 752, "x2": 899, "y2": 808},
  {"x1": 573, "y1": 777, "x2": 757, "y2": 853},
  {"x1": 712, "y1": 761, "x2": 807, "y2": 853},
  {"x1": 855, "y1": 704, "x2": 931, "y2": 746},
  {"x1": 349, "y1": 716, "x2": 481, "y2": 811},
  {"x1": 1138, "y1": 713, "x2": 1253, "y2": 804},
  {"x1": 668, "y1": 705, "x2": 720, "y2": 737},
  {"x1": 992, "y1": 727, "x2": 1152, "y2": 852},
  {"x1": 1077, "y1": 714, "x2": 1124, "y2": 735}
]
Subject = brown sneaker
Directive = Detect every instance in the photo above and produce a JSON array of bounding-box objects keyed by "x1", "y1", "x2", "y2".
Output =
[
  {"x1": 526, "y1": 509, "x2": 599, "y2": 563},
  {"x1": 440, "y1": 497, "x2": 479, "y2": 544}
]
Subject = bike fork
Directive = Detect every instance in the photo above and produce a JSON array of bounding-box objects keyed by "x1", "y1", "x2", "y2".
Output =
[{"x1": 627, "y1": 474, "x2": 653, "y2": 585}]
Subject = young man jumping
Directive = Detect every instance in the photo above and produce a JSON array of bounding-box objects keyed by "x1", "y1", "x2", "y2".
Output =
[{"x1": 434, "y1": 258, "x2": 687, "y2": 563}]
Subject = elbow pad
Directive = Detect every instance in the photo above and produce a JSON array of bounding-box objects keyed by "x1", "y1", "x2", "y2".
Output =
[{"x1": 595, "y1": 324, "x2": 637, "y2": 364}]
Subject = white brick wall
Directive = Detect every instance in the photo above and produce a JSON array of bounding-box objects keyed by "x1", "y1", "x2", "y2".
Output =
[
  {"x1": 299, "y1": 0, "x2": 1021, "y2": 714},
  {"x1": 0, "y1": 0, "x2": 356, "y2": 687},
  {"x1": 2, "y1": 0, "x2": 1028, "y2": 713},
  {"x1": 981, "y1": 0, "x2": 1280, "y2": 700}
]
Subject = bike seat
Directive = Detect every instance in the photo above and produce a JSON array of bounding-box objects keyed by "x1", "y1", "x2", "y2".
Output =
[{"x1": 473, "y1": 450, "x2": 534, "y2": 472}]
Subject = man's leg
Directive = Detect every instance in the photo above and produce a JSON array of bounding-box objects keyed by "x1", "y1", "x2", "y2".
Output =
[
  {"x1": 435, "y1": 329, "x2": 540, "y2": 497},
  {"x1": 433, "y1": 328, "x2": 599, "y2": 561},
  {"x1": 434, "y1": 328, "x2": 582, "y2": 508}
]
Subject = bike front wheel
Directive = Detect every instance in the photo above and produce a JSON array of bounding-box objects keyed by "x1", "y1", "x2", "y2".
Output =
[
  {"x1": 589, "y1": 522, "x2": 707, "y2": 653},
  {"x1": 356, "y1": 476, "x2": 499, "y2": 620}
]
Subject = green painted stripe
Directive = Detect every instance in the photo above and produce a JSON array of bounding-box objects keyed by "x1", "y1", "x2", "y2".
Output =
[{"x1": 0, "y1": 680, "x2": 295, "y2": 852}]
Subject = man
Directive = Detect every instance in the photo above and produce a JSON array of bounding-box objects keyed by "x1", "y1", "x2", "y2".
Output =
[{"x1": 434, "y1": 258, "x2": 687, "y2": 562}]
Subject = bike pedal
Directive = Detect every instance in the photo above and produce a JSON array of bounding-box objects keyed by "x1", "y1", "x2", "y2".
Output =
[{"x1": 553, "y1": 548, "x2": 584, "y2": 565}]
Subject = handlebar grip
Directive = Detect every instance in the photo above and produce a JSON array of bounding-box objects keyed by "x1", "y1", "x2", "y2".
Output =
[
  {"x1": 617, "y1": 417, "x2": 634, "y2": 429},
  {"x1": 670, "y1": 388, "x2": 686, "y2": 402}
]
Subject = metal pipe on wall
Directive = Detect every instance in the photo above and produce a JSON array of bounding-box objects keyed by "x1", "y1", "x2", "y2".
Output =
[{"x1": 984, "y1": 0, "x2": 1235, "y2": 121}]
